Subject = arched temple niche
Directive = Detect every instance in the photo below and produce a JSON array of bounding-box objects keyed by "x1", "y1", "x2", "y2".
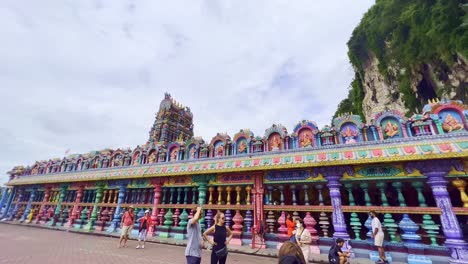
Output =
[
  {"x1": 147, "y1": 147, "x2": 158, "y2": 164},
  {"x1": 210, "y1": 133, "x2": 231, "y2": 157},
  {"x1": 333, "y1": 113, "x2": 363, "y2": 144},
  {"x1": 265, "y1": 124, "x2": 288, "y2": 151},
  {"x1": 99, "y1": 149, "x2": 112, "y2": 168},
  {"x1": 110, "y1": 150, "x2": 124, "y2": 167},
  {"x1": 131, "y1": 148, "x2": 141, "y2": 166},
  {"x1": 167, "y1": 143, "x2": 181, "y2": 162},
  {"x1": 293, "y1": 120, "x2": 319, "y2": 148},
  {"x1": 185, "y1": 137, "x2": 204, "y2": 160},
  {"x1": 90, "y1": 154, "x2": 101, "y2": 169},
  {"x1": 429, "y1": 99, "x2": 468, "y2": 133},
  {"x1": 233, "y1": 129, "x2": 253, "y2": 155},
  {"x1": 372, "y1": 110, "x2": 407, "y2": 140}
]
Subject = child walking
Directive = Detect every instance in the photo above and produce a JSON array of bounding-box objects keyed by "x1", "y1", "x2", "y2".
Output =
[{"x1": 136, "y1": 210, "x2": 151, "y2": 249}]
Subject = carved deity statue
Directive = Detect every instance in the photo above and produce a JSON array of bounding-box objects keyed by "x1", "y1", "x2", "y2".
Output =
[
  {"x1": 442, "y1": 113, "x2": 464, "y2": 132},
  {"x1": 341, "y1": 126, "x2": 357, "y2": 144},
  {"x1": 271, "y1": 136, "x2": 280, "y2": 151},
  {"x1": 384, "y1": 121, "x2": 399, "y2": 138},
  {"x1": 148, "y1": 152, "x2": 156, "y2": 163},
  {"x1": 190, "y1": 147, "x2": 196, "y2": 159},
  {"x1": 299, "y1": 132, "x2": 312, "y2": 147},
  {"x1": 238, "y1": 141, "x2": 247, "y2": 153},
  {"x1": 133, "y1": 157, "x2": 140, "y2": 165},
  {"x1": 170, "y1": 149, "x2": 178, "y2": 161},
  {"x1": 215, "y1": 145, "x2": 224, "y2": 157}
]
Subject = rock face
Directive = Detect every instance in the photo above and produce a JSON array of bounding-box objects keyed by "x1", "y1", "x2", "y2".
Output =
[{"x1": 360, "y1": 53, "x2": 467, "y2": 123}]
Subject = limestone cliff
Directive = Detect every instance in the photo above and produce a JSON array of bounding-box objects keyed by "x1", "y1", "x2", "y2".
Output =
[{"x1": 334, "y1": 0, "x2": 468, "y2": 122}]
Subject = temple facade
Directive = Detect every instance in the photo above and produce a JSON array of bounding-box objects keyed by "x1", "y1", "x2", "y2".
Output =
[{"x1": 1, "y1": 96, "x2": 467, "y2": 263}]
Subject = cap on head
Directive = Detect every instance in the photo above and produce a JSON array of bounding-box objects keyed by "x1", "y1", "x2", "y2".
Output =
[
  {"x1": 129, "y1": 205, "x2": 134, "y2": 209},
  {"x1": 145, "y1": 210, "x2": 150, "y2": 214}
]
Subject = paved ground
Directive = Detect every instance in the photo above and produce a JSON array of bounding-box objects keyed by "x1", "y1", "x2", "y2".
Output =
[{"x1": 0, "y1": 224, "x2": 277, "y2": 264}]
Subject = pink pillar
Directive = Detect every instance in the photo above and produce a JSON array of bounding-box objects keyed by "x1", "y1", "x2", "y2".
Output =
[
  {"x1": 231, "y1": 210, "x2": 244, "y2": 245},
  {"x1": 65, "y1": 185, "x2": 84, "y2": 228},
  {"x1": 149, "y1": 181, "x2": 163, "y2": 237},
  {"x1": 35, "y1": 187, "x2": 51, "y2": 224}
]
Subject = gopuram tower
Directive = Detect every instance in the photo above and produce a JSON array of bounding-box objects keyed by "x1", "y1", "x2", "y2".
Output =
[{"x1": 147, "y1": 93, "x2": 194, "y2": 144}]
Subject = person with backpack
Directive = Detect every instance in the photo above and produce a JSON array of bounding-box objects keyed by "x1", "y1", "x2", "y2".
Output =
[
  {"x1": 136, "y1": 210, "x2": 151, "y2": 249},
  {"x1": 118, "y1": 205, "x2": 135, "y2": 248}
]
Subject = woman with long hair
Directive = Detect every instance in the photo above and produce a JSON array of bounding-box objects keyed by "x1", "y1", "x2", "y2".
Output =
[
  {"x1": 203, "y1": 211, "x2": 233, "y2": 264},
  {"x1": 293, "y1": 218, "x2": 312, "y2": 262},
  {"x1": 278, "y1": 241, "x2": 306, "y2": 264}
]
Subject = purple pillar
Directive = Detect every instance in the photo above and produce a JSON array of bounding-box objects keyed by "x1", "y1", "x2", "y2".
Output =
[
  {"x1": 406, "y1": 160, "x2": 467, "y2": 264},
  {"x1": 316, "y1": 166, "x2": 352, "y2": 240}
]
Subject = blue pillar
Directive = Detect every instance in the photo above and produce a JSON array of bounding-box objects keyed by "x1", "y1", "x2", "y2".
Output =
[
  {"x1": 0, "y1": 188, "x2": 10, "y2": 215},
  {"x1": 9, "y1": 189, "x2": 24, "y2": 220},
  {"x1": 2, "y1": 187, "x2": 17, "y2": 219},
  {"x1": 21, "y1": 188, "x2": 36, "y2": 222},
  {"x1": 107, "y1": 184, "x2": 126, "y2": 232}
]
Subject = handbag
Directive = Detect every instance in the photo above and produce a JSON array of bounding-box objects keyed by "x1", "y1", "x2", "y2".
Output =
[
  {"x1": 289, "y1": 235, "x2": 297, "y2": 243},
  {"x1": 214, "y1": 246, "x2": 228, "y2": 258}
]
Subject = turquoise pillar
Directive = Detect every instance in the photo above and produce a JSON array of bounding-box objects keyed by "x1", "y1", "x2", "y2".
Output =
[{"x1": 21, "y1": 188, "x2": 37, "y2": 222}]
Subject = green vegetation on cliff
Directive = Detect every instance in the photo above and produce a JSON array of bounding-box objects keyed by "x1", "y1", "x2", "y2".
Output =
[{"x1": 334, "y1": 0, "x2": 468, "y2": 121}]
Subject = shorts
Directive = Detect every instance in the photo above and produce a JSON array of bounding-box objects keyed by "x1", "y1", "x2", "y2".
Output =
[
  {"x1": 186, "y1": 256, "x2": 201, "y2": 264},
  {"x1": 138, "y1": 229, "x2": 147, "y2": 241},
  {"x1": 120, "y1": 225, "x2": 132, "y2": 238},
  {"x1": 374, "y1": 233, "x2": 384, "y2": 247}
]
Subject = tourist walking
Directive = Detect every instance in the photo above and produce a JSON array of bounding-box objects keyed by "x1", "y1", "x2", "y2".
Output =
[
  {"x1": 370, "y1": 211, "x2": 388, "y2": 264},
  {"x1": 136, "y1": 210, "x2": 151, "y2": 249},
  {"x1": 293, "y1": 218, "x2": 312, "y2": 263},
  {"x1": 118, "y1": 205, "x2": 135, "y2": 248},
  {"x1": 185, "y1": 206, "x2": 203, "y2": 264},
  {"x1": 286, "y1": 213, "x2": 296, "y2": 240},
  {"x1": 278, "y1": 241, "x2": 306, "y2": 264},
  {"x1": 328, "y1": 238, "x2": 350, "y2": 264},
  {"x1": 203, "y1": 211, "x2": 233, "y2": 264}
]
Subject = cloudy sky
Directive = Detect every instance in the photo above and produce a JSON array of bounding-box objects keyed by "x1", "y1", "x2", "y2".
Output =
[{"x1": 0, "y1": 0, "x2": 374, "y2": 184}]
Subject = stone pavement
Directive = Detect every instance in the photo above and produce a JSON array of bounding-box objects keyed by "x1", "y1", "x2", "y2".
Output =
[{"x1": 0, "y1": 224, "x2": 277, "y2": 264}]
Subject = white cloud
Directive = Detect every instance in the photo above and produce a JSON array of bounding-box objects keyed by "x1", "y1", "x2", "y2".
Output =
[{"x1": 0, "y1": 0, "x2": 375, "y2": 184}]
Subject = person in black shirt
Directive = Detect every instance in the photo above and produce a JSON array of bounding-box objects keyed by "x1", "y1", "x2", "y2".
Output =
[
  {"x1": 329, "y1": 238, "x2": 350, "y2": 264},
  {"x1": 203, "y1": 211, "x2": 233, "y2": 264}
]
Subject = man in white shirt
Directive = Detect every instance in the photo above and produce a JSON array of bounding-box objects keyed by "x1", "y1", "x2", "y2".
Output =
[{"x1": 370, "y1": 211, "x2": 388, "y2": 264}]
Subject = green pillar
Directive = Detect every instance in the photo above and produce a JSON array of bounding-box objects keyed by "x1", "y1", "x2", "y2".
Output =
[
  {"x1": 85, "y1": 184, "x2": 104, "y2": 231},
  {"x1": 344, "y1": 183, "x2": 361, "y2": 240},
  {"x1": 412, "y1": 181, "x2": 440, "y2": 246},
  {"x1": 193, "y1": 175, "x2": 215, "y2": 230},
  {"x1": 376, "y1": 182, "x2": 398, "y2": 243},
  {"x1": 49, "y1": 185, "x2": 67, "y2": 226}
]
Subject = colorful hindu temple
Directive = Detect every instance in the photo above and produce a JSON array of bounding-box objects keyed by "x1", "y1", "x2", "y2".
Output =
[{"x1": 1, "y1": 94, "x2": 467, "y2": 263}]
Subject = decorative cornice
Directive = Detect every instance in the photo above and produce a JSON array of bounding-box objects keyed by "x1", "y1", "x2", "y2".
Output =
[{"x1": 7, "y1": 136, "x2": 468, "y2": 186}]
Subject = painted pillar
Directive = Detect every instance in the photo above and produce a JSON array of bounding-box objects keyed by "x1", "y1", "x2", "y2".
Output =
[
  {"x1": 4, "y1": 188, "x2": 17, "y2": 219},
  {"x1": 193, "y1": 175, "x2": 214, "y2": 230},
  {"x1": 9, "y1": 188, "x2": 23, "y2": 220},
  {"x1": 251, "y1": 172, "x2": 266, "y2": 248},
  {"x1": 148, "y1": 178, "x2": 164, "y2": 237},
  {"x1": 108, "y1": 183, "x2": 126, "y2": 232},
  {"x1": 35, "y1": 186, "x2": 50, "y2": 223},
  {"x1": 85, "y1": 184, "x2": 104, "y2": 230},
  {"x1": 49, "y1": 185, "x2": 67, "y2": 226},
  {"x1": 406, "y1": 160, "x2": 468, "y2": 264},
  {"x1": 21, "y1": 188, "x2": 37, "y2": 222},
  {"x1": 0, "y1": 188, "x2": 10, "y2": 215},
  {"x1": 370, "y1": 126, "x2": 378, "y2": 140},
  {"x1": 322, "y1": 170, "x2": 349, "y2": 239},
  {"x1": 66, "y1": 185, "x2": 84, "y2": 228}
]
